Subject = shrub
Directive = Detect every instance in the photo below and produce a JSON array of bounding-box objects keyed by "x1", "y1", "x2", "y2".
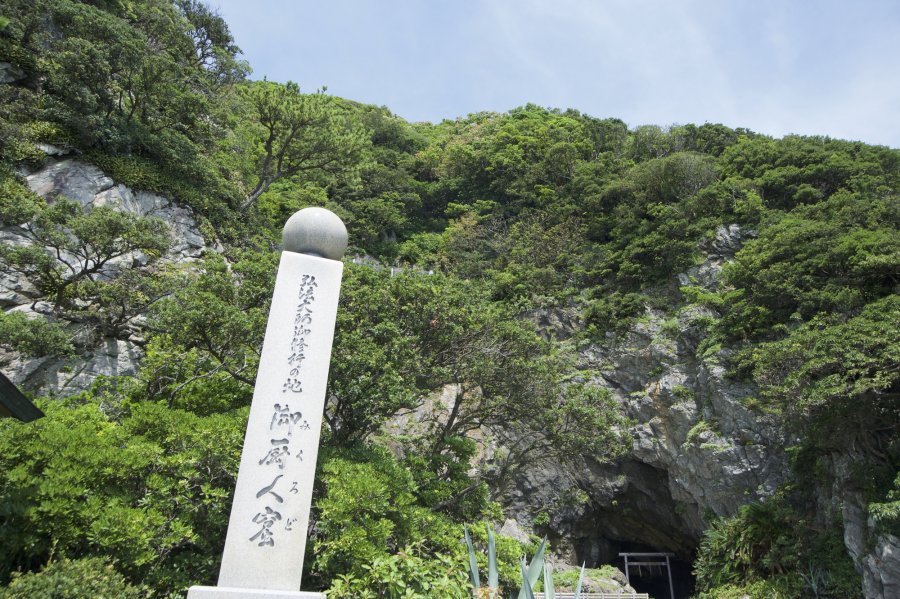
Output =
[
  {"x1": 583, "y1": 291, "x2": 645, "y2": 337},
  {"x1": 694, "y1": 495, "x2": 861, "y2": 598},
  {"x1": 0, "y1": 311, "x2": 73, "y2": 361},
  {"x1": 0, "y1": 558, "x2": 147, "y2": 599},
  {"x1": 693, "y1": 575, "x2": 803, "y2": 599}
]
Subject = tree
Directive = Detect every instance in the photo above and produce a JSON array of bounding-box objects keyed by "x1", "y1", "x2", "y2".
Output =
[
  {"x1": 627, "y1": 124, "x2": 674, "y2": 161},
  {"x1": 176, "y1": 0, "x2": 248, "y2": 88},
  {"x1": 142, "y1": 250, "x2": 273, "y2": 412},
  {"x1": 326, "y1": 266, "x2": 630, "y2": 502},
  {"x1": 0, "y1": 558, "x2": 147, "y2": 599},
  {"x1": 239, "y1": 81, "x2": 369, "y2": 211},
  {"x1": 0, "y1": 396, "x2": 245, "y2": 595},
  {"x1": 748, "y1": 295, "x2": 900, "y2": 452},
  {"x1": 0, "y1": 310, "x2": 73, "y2": 366},
  {"x1": 717, "y1": 191, "x2": 899, "y2": 339},
  {"x1": 0, "y1": 197, "x2": 170, "y2": 314},
  {"x1": 145, "y1": 259, "x2": 629, "y2": 504}
]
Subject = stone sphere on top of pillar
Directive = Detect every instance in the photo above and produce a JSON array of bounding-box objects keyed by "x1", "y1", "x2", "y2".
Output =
[{"x1": 282, "y1": 207, "x2": 348, "y2": 260}]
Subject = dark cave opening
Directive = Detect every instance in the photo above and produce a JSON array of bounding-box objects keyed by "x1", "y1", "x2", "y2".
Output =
[
  {"x1": 614, "y1": 547, "x2": 695, "y2": 599},
  {"x1": 528, "y1": 460, "x2": 703, "y2": 598},
  {"x1": 573, "y1": 461, "x2": 699, "y2": 598},
  {"x1": 579, "y1": 539, "x2": 696, "y2": 599}
]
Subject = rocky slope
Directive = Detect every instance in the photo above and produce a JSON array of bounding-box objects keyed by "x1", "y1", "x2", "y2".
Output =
[
  {"x1": 3, "y1": 151, "x2": 896, "y2": 597},
  {"x1": 2, "y1": 153, "x2": 211, "y2": 394},
  {"x1": 495, "y1": 228, "x2": 782, "y2": 599},
  {"x1": 511, "y1": 226, "x2": 898, "y2": 598}
]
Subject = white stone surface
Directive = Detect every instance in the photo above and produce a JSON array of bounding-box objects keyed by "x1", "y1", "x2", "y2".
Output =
[
  {"x1": 187, "y1": 587, "x2": 324, "y2": 599},
  {"x1": 282, "y1": 207, "x2": 347, "y2": 260},
  {"x1": 26, "y1": 159, "x2": 114, "y2": 205},
  {"x1": 217, "y1": 250, "x2": 343, "y2": 591},
  {"x1": 24, "y1": 159, "x2": 209, "y2": 263}
]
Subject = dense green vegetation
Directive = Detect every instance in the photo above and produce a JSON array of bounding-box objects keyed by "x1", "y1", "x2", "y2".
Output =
[{"x1": 1, "y1": 1, "x2": 898, "y2": 597}]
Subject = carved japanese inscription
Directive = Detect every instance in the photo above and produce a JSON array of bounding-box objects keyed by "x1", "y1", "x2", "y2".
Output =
[{"x1": 215, "y1": 249, "x2": 343, "y2": 592}]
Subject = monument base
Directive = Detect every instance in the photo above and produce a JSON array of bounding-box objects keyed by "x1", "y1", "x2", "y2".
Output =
[{"x1": 187, "y1": 586, "x2": 324, "y2": 599}]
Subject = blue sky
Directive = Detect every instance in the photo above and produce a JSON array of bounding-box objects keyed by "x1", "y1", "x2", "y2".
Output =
[{"x1": 211, "y1": 0, "x2": 900, "y2": 148}]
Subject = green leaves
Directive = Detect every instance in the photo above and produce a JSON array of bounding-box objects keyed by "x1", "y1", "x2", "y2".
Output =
[
  {"x1": 464, "y1": 524, "x2": 480, "y2": 590},
  {"x1": 143, "y1": 250, "x2": 273, "y2": 411},
  {"x1": 519, "y1": 559, "x2": 536, "y2": 599},
  {"x1": 327, "y1": 548, "x2": 470, "y2": 598},
  {"x1": 0, "y1": 198, "x2": 170, "y2": 313},
  {"x1": 0, "y1": 311, "x2": 73, "y2": 363},
  {"x1": 746, "y1": 295, "x2": 900, "y2": 443},
  {"x1": 239, "y1": 80, "x2": 370, "y2": 211},
  {"x1": 543, "y1": 563, "x2": 556, "y2": 599},
  {"x1": 517, "y1": 537, "x2": 546, "y2": 599},
  {"x1": 463, "y1": 522, "x2": 501, "y2": 597},
  {"x1": 869, "y1": 472, "x2": 900, "y2": 536},
  {"x1": 0, "y1": 175, "x2": 44, "y2": 226},
  {"x1": 312, "y1": 447, "x2": 481, "y2": 596},
  {"x1": 487, "y1": 523, "x2": 498, "y2": 591},
  {"x1": 693, "y1": 494, "x2": 862, "y2": 598},
  {"x1": 0, "y1": 397, "x2": 244, "y2": 594},
  {"x1": 718, "y1": 191, "x2": 899, "y2": 340},
  {"x1": 574, "y1": 563, "x2": 586, "y2": 598},
  {"x1": 0, "y1": 558, "x2": 147, "y2": 599}
]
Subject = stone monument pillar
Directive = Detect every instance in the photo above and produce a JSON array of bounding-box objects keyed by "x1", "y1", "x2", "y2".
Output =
[{"x1": 188, "y1": 207, "x2": 347, "y2": 599}]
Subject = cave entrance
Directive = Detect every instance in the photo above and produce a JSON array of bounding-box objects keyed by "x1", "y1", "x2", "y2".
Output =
[
  {"x1": 573, "y1": 535, "x2": 696, "y2": 598},
  {"x1": 613, "y1": 548, "x2": 695, "y2": 599},
  {"x1": 621, "y1": 553, "x2": 674, "y2": 599}
]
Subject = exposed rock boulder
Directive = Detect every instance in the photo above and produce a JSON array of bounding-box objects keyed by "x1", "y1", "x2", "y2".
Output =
[
  {"x1": 0, "y1": 230, "x2": 41, "y2": 307},
  {"x1": 2, "y1": 156, "x2": 213, "y2": 396},
  {"x1": 677, "y1": 224, "x2": 755, "y2": 291},
  {"x1": 5, "y1": 337, "x2": 144, "y2": 395},
  {"x1": 823, "y1": 453, "x2": 900, "y2": 599},
  {"x1": 0, "y1": 61, "x2": 25, "y2": 83},
  {"x1": 35, "y1": 143, "x2": 71, "y2": 157},
  {"x1": 523, "y1": 304, "x2": 581, "y2": 341},
  {"x1": 26, "y1": 159, "x2": 115, "y2": 205},
  {"x1": 25, "y1": 158, "x2": 209, "y2": 261},
  {"x1": 863, "y1": 533, "x2": 900, "y2": 599},
  {"x1": 497, "y1": 518, "x2": 531, "y2": 544}
]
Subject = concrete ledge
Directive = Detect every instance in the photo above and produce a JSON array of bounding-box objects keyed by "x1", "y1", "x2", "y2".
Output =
[{"x1": 187, "y1": 587, "x2": 324, "y2": 599}]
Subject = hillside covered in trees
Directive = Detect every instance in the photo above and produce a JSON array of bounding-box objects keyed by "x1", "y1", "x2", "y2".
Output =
[{"x1": 0, "y1": 1, "x2": 898, "y2": 598}]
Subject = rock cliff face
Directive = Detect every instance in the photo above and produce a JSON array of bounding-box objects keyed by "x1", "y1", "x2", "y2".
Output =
[
  {"x1": 827, "y1": 453, "x2": 900, "y2": 599},
  {"x1": 511, "y1": 226, "x2": 896, "y2": 598},
  {"x1": 3, "y1": 156, "x2": 895, "y2": 596},
  {"x1": 2, "y1": 154, "x2": 211, "y2": 395},
  {"x1": 510, "y1": 226, "x2": 788, "y2": 561}
]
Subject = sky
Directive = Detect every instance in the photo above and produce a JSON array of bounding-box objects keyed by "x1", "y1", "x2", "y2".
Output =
[{"x1": 210, "y1": 0, "x2": 900, "y2": 148}]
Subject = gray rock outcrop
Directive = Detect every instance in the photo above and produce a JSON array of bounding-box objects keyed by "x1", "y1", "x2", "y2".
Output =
[
  {"x1": 503, "y1": 224, "x2": 897, "y2": 598},
  {"x1": 0, "y1": 61, "x2": 25, "y2": 84},
  {"x1": 863, "y1": 534, "x2": 900, "y2": 598},
  {"x1": 25, "y1": 159, "x2": 208, "y2": 261},
  {"x1": 505, "y1": 225, "x2": 787, "y2": 565},
  {"x1": 2, "y1": 155, "x2": 212, "y2": 395}
]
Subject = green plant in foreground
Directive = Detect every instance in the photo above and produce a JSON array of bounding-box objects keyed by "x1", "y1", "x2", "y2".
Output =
[
  {"x1": 464, "y1": 523, "x2": 500, "y2": 598},
  {"x1": 541, "y1": 563, "x2": 586, "y2": 599},
  {"x1": 0, "y1": 557, "x2": 147, "y2": 599},
  {"x1": 464, "y1": 523, "x2": 547, "y2": 598},
  {"x1": 515, "y1": 534, "x2": 545, "y2": 599},
  {"x1": 542, "y1": 564, "x2": 556, "y2": 599}
]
